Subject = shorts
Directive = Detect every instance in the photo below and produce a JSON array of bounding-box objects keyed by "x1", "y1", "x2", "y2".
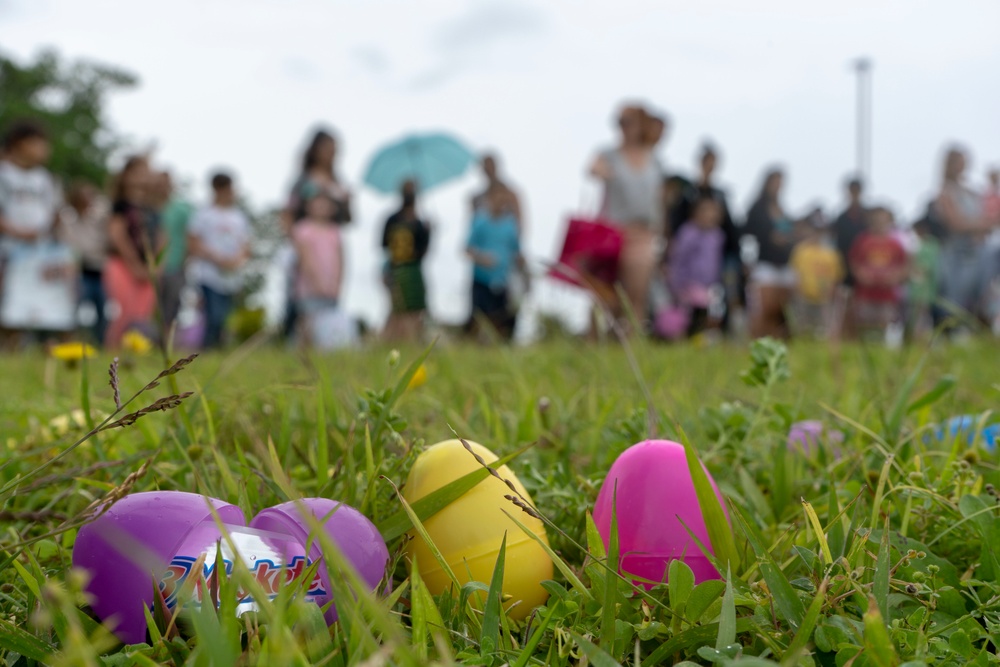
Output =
[
  {"x1": 751, "y1": 263, "x2": 796, "y2": 288},
  {"x1": 388, "y1": 263, "x2": 426, "y2": 313}
]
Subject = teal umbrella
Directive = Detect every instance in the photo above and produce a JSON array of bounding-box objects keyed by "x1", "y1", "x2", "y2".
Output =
[{"x1": 363, "y1": 132, "x2": 475, "y2": 195}]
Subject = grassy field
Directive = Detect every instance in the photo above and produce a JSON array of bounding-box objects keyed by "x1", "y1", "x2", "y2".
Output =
[{"x1": 2, "y1": 337, "x2": 1000, "y2": 666}]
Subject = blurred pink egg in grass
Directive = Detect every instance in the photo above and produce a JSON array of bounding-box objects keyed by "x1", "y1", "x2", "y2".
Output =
[
  {"x1": 787, "y1": 420, "x2": 844, "y2": 456},
  {"x1": 593, "y1": 440, "x2": 729, "y2": 588}
]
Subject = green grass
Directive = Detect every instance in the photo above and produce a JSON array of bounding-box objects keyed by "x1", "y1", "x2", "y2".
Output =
[{"x1": 2, "y1": 337, "x2": 1000, "y2": 666}]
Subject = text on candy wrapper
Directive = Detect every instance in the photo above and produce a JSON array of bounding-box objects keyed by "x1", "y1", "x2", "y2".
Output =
[{"x1": 159, "y1": 554, "x2": 327, "y2": 608}]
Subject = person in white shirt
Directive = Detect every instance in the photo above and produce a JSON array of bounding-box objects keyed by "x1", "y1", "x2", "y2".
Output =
[
  {"x1": 186, "y1": 172, "x2": 251, "y2": 349},
  {"x1": 0, "y1": 120, "x2": 69, "y2": 345}
]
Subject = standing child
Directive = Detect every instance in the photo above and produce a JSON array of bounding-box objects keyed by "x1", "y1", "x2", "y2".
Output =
[
  {"x1": 466, "y1": 187, "x2": 523, "y2": 340},
  {"x1": 187, "y1": 172, "x2": 251, "y2": 349},
  {"x1": 666, "y1": 197, "x2": 724, "y2": 336},
  {"x1": 789, "y1": 216, "x2": 843, "y2": 338},
  {"x1": 60, "y1": 181, "x2": 110, "y2": 344},
  {"x1": 849, "y1": 206, "x2": 908, "y2": 337},
  {"x1": 292, "y1": 192, "x2": 355, "y2": 349},
  {"x1": 381, "y1": 180, "x2": 431, "y2": 342},
  {"x1": 906, "y1": 218, "x2": 941, "y2": 338},
  {"x1": 0, "y1": 120, "x2": 74, "y2": 345}
]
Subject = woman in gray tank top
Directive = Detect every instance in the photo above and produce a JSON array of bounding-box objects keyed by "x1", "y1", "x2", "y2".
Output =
[{"x1": 589, "y1": 105, "x2": 665, "y2": 332}]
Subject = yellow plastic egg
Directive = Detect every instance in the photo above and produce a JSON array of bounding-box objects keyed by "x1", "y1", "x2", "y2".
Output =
[{"x1": 404, "y1": 439, "x2": 552, "y2": 620}]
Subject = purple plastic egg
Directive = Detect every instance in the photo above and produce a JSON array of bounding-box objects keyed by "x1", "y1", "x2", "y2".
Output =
[
  {"x1": 249, "y1": 499, "x2": 390, "y2": 623},
  {"x1": 72, "y1": 492, "x2": 389, "y2": 644},
  {"x1": 787, "y1": 420, "x2": 844, "y2": 456},
  {"x1": 593, "y1": 440, "x2": 728, "y2": 588},
  {"x1": 72, "y1": 491, "x2": 244, "y2": 644}
]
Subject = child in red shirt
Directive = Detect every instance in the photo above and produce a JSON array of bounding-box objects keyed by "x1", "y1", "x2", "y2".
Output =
[{"x1": 849, "y1": 206, "x2": 908, "y2": 336}]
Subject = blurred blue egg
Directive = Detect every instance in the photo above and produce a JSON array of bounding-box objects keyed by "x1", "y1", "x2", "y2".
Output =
[{"x1": 935, "y1": 415, "x2": 999, "y2": 450}]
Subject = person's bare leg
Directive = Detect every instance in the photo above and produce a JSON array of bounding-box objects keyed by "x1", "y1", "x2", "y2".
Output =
[{"x1": 618, "y1": 226, "x2": 657, "y2": 334}]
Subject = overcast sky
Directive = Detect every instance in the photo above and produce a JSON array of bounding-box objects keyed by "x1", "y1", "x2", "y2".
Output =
[{"x1": 3, "y1": 0, "x2": 999, "y2": 331}]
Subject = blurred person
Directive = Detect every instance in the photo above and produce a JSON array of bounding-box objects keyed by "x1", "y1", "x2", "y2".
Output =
[
  {"x1": 906, "y1": 218, "x2": 941, "y2": 338},
  {"x1": 588, "y1": 104, "x2": 665, "y2": 331},
  {"x1": 381, "y1": 180, "x2": 430, "y2": 342},
  {"x1": 833, "y1": 177, "x2": 867, "y2": 285},
  {"x1": 936, "y1": 146, "x2": 988, "y2": 324},
  {"x1": 281, "y1": 129, "x2": 352, "y2": 340},
  {"x1": 669, "y1": 143, "x2": 744, "y2": 334},
  {"x1": 157, "y1": 171, "x2": 193, "y2": 332},
  {"x1": 984, "y1": 168, "x2": 1000, "y2": 227},
  {"x1": 0, "y1": 120, "x2": 65, "y2": 346},
  {"x1": 744, "y1": 168, "x2": 794, "y2": 338},
  {"x1": 472, "y1": 153, "x2": 523, "y2": 229},
  {"x1": 292, "y1": 192, "x2": 354, "y2": 349},
  {"x1": 105, "y1": 155, "x2": 159, "y2": 348},
  {"x1": 60, "y1": 181, "x2": 110, "y2": 344},
  {"x1": 666, "y1": 197, "x2": 724, "y2": 337},
  {"x1": 789, "y1": 215, "x2": 843, "y2": 338},
  {"x1": 187, "y1": 172, "x2": 251, "y2": 349},
  {"x1": 849, "y1": 207, "x2": 908, "y2": 337},
  {"x1": 466, "y1": 186, "x2": 524, "y2": 341}
]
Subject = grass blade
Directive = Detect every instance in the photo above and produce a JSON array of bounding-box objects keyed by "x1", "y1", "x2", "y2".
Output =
[
  {"x1": 480, "y1": 532, "x2": 507, "y2": 659},
  {"x1": 781, "y1": 578, "x2": 827, "y2": 665},
  {"x1": 874, "y1": 517, "x2": 891, "y2": 623},
  {"x1": 679, "y1": 430, "x2": 740, "y2": 574},
  {"x1": 802, "y1": 500, "x2": 833, "y2": 566},
  {"x1": 716, "y1": 564, "x2": 736, "y2": 651},
  {"x1": 378, "y1": 442, "x2": 533, "y2": 541}
]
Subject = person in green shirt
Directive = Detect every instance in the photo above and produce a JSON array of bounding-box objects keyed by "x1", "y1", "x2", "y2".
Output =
[
  {"x1": 156, "y1": 172, "x2": 193, "y2": 331},
  {"x1": 907, "y1": 218, "x2": 941, "y2": 339}
]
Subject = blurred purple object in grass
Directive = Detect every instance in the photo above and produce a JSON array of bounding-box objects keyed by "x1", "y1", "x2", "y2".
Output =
[
  {"x1": 787, "y1": 420, "x2": 844, "y2": 455},
  {"x1": 654, "y1": 306, "x2": 689, "y2": 340}
]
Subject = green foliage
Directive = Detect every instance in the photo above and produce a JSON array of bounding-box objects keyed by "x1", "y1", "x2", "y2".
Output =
[
  {"x1": 1, "y1": 338, "x2": 1000, "y2": 665},
  {"x1": 0, "y1": 48, "x2": 137, "y2": 185}
]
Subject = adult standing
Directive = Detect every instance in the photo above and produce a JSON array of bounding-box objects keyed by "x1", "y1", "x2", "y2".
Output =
[
  {"x1": 60, "y1": 181, "x2": 110, "y2": 344},
  {"x1": 104, "y1": 155, "x2": 159, "y2": 348},
  {"x1": 832, "y1": 177, "x2": 866, "y2": 285},
  {"x1": 936, "y1": 146, "x2": 988, "y2": 321},
  {"x1": 281, "y1": 129, "x2": 352, "y2": 338},
  {"x1": 381, "y1": 180, "x2": 430, "y2": 342},
  {"x1": 744, "y1": 168, "x2": 794, "y2": 339},
  {"x1": 669, "y1": 144, "x2": 743, "y2": 332},
  {"x1": 588, "y1": 104, "x2": 665, "y2": 330},
  {"x1": 471, "y1": 154, "x2": 523, "y2": 229}
]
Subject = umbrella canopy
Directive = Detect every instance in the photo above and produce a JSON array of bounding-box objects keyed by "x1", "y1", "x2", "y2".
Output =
[{"x1": 363, "y1": 132, "x2": 475, "y2": 195}]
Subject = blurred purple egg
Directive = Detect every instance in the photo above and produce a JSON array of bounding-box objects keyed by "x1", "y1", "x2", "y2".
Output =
[{"x1": 787, "y1": 420, "x2": 843, "y2": 456}]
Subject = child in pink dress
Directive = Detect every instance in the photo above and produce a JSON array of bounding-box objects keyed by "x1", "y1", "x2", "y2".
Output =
[{"x1": 292, "y1": 193, "x2": 347, "y2": 348}]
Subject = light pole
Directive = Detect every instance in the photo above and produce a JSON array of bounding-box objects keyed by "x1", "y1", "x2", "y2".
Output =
[{"x1": 853, "y1": 57, "x2": 873, "y2": 185}]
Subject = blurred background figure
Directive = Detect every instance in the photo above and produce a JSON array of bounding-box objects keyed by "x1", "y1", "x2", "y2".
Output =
[
  {"x1": 381, "y1": 180, "x2": 430, "y2": 341},
  {"x1": 589, "y1": 104, "x2": 665, "y2": 332},
  {"x1": 667, "y1": 143, "x2": 743, "y2": 335},
  {"x1": 104, "y1": 155, "x2": 158, "y2": 349},
  {"x1": 60, "y1": 180, "x2": 110, "y2": 344},
  {"x1": 472, "y1": 154, "x2": 523, "y2": 230},
  {"x1": 0, "y1": 120, "x2": 70, "y2": 347},
  {"x1": 848, "y1": 206, "x2": 908, "y2": 337},
  {"x1": 788, "y1": 211, "x2": 842, "y2": 339},
  {"x1": 292, "y1": 191, "x2": 354, "y2": 350},
  {"x1": 744, "y1": 168, "x2": 794, "y2": 339},
  {"x1": 936, "y1": 146, "x2": 988, "y2": 330},
  {"x1": 157, "y1": 170, "x2": 193, "y2": 334},
  {"x1": 187, "y1": 172, "x2": 251, "y2": 349},
  {"x1": 666, "y1": 197, "x2": 724, "y2": 338},
  {"x1": 906, "y1": 217, "x2": 941, "y2": 339},
  {"x1": 281, "y1": 129, "x2": 352, "y2": 341},
  {"x1": 466, "y1": 185, "x2": 524, "y2": 341}
]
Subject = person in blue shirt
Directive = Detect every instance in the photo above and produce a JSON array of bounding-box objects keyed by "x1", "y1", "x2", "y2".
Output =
[{"x1": 466, "y1": 187, "x2": 524, "y2": 340}]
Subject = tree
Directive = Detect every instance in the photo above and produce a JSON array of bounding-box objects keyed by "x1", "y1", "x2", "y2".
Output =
[{"x1": 0, "y1": 49, "x2": 137, "y2": 185}]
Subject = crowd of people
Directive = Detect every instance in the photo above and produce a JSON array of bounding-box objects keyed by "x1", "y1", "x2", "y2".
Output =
[{"x1": 0, "y1": 107, "x2": 997, "y2": 352}]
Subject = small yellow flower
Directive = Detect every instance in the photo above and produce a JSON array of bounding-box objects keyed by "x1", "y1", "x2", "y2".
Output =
[
  {"x1": 122, "y1": 330, "x2": 154, "y2": 355},
  {"x1": 407, "y1": 364, "x2": 428, "y2": 391},
  {"x1": 49, "y1": 342, "x2": 97, "y2": 362}
]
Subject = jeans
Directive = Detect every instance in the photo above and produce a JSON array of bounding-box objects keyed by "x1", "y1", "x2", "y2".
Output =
[
  {"x1": 200, "y1": 284, "x2": 234, "y2": 349},
  {"x1": 80, "y1": 268, "x2": 107, "y2": 345}
]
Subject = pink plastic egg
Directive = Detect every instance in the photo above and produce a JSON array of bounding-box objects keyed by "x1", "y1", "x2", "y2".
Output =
[{"x1": 593, "y1": 440, "x2": 728, "y2": 588}]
